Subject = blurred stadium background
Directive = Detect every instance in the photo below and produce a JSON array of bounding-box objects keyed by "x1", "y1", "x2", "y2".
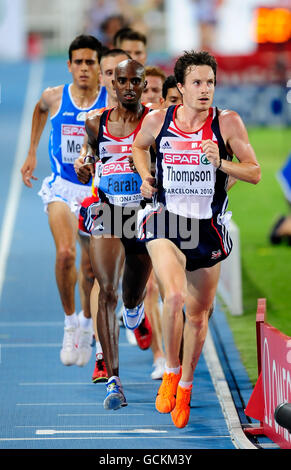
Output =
[{"x1": 1, "y1": 0, "x2": 291, "y2": 384}]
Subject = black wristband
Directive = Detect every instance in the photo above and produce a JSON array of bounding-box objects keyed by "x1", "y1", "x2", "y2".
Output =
[{"x1": 217, "y1": 156, "x2": 222, "y2": 170}]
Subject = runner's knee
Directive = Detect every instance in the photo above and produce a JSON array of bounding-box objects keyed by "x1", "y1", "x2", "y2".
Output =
[
  {"x1": 81, "y1": 258, "x2": 95, "y2": 284},
  {"x1": 185, "y1": 309, "x2": 209, "y2": 330},
  {"x1": 146, "y1": 275, "x2": 159, "y2": 299},
  {"x1": 98, "y1": 282, "x2": 119, "y2": 310},
  {"x1": 164, "y1": 289, "x2": 186, "y2": 316},
  {"x1": 56, "y1": 246, "x2": 76, "y2": 271}
]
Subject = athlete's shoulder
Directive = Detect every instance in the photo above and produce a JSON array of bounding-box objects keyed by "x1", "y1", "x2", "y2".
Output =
[
  {"x1": 142, "y1": 101, "x2": 161, "y2": 110},
  {"x1": 218, "y1": 108, "x2": 246, "y2": 129},
  {"x1": 85, "y1": 107, "x2": 105, "y2": 138},
  {"x1": 217, "y1": 108, "x2": 242, "y2": 122},
  {"x1": 38, "y1": 85, "x2": 64, "y2": 113},
  {"x1": 87, "y1": 106, "x2": 108, "y2": 120},
  {"x1": 218, "y1": 108, "x2": 248, "y2": 141},
  {"x1": 144, "y1": 107, "x2": 167, "y2": 124},
  {"x1": 136, "y1": 108, "x2": 166, "y2": 141},
  {"x1": 41, "y1": 85, "x2": 64, "y2": 106}
]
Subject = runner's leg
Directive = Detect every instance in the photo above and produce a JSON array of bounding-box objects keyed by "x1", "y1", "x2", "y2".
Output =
[
  {"x1": 122, "y1": 251, "x2": 152, "y2": 309},
  {"x1": 182, "y1": 263, "x2": 221, "y2": 382},
  {"x1": 89, "y1": 235, "x2": 125, "y2": 378},
  {"x1": 48, "y1": 201, "x2": 78, "y2": 316},
  {"x1": 146, "y1": 238, "x2": 186, "y2": 368},
  {"x1": 170, "y1": 263, "x2": 221, "y2": 428}
]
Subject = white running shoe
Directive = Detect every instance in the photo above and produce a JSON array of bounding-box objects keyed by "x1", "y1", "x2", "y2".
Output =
[
  {"x1": 60, "y1": 326, "x2": 79, "y2": 366},
  {"x1": 125, "y1": 327, "x2": 137, "y2": 345},
  {"x1": 122, "y1": 302, "x2": 145, "y2": 330},
  {"x1": 151, "y1": 356, "x2": 166, "y2": 380},
  {"x1": 76, "y1": 327, "x2": 93, "y2": 366}
]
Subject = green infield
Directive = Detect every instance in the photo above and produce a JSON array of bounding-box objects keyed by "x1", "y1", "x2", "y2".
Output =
[{"x1": 220, "y1": 126, "x2": 291, "y2": 384}]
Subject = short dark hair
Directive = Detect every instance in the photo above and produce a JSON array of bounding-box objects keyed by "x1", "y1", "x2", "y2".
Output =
[
  {"x1": 113, "y1": 28, "x2": 147, "y2": 47},
  {"x1": 174, "y1": 50, "x2": 217, "y2": 86},
  {"x1": 162, "y1": 75, "x2": 178, "y2": 99},
  {"x1": 68, "y1": 35, "x2": 103, "y2": 62},
  {"x1": 100, "y1": 48, "x2": 132, "y2": 62}
]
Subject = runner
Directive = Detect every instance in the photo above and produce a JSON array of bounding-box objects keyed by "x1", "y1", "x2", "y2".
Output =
[
  {"x1": 21, "y1": 35, "x2": 106, "y2": 367},
  {"x1": 161, "y1": 75, "x2": 183, "y2": 108},
  {"x1": 114, "y1": 28, "x2": 147, "y2": 65},
  {"x1": 132, "y1": 50, "x2": 261, "y2": 428},
  {"x1": 77, "y1": 48, "x2": 131, "y2": 383},
  {"x1": 75, "y1": 59, "x2": 153, "y2": 410},
  {"x1": 141, "y1": 65, "x2": 166, "y2": 107}
]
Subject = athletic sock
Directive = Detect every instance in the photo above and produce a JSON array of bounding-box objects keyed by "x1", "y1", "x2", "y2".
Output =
[
  {"x1": 78, "y1": 310, "x2": 92, "y2": 329},
  {"x1": 165, "y1": 364, "x2": 181, "y2": 375},
  {"x1": 95, "y1": 341, "x2": 103, "y2": 355},
  {"x1": 178, "y1": 380, "x2": 192, "y2": 389},
  {"x1": 64, "y1": 312, "x2": 78, "y2": 328}
]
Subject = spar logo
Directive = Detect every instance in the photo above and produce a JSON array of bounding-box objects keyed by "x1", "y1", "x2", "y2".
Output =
[
  {"x1": 103, "y1": 160, "x2": 131, "y2": 175},
  {"x1": 164, "y1": 154, "x2": 199, "y2": 165},
  {"x1": 62, "y1": 124, "x2": 86, "y2": 136}
]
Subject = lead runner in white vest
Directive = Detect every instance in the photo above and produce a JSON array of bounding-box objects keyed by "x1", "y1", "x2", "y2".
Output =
[{"x1": 132, "y1": 50, "x2": 261, "y2": 429}]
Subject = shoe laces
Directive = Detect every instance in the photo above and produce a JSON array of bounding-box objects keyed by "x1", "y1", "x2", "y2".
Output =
[
  {"x1": 177, "y1": 387, "x2": 191, "y2": 406},
  {"x1": 62, "y1": 327, "x2": 76, "y2": 350},
  {"x1": 160, "y1": 373, "x2": 178, "y2": 396},
  {"x1": 96, "y1": 355, "x2": 105, "y2": 371},
  {"x1": 107, "y1": 381, "x2": 119, "y2": 392},
  {"x1": 78, "y1": 329, "x2": 92, "y2": 348}
]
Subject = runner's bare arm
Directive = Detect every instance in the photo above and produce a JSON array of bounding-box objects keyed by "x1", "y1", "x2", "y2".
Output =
[
  {"x1": 74, "y1": 133, "x2": 96, "y2": 173},
  {"x1": 202, "y1": 110, "x2": 261, "y2": 185},
  {"x1": 21, "y1": 86, "x2": 63, "y2": 187},
  {"x1": 132, "y1": 110, "x2": 164, "y2": 198},
  {"x1": 75, "y1": 114, "x2": 101, "y2": 184}
]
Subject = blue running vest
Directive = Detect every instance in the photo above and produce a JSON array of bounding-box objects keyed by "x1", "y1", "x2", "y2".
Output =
[{"x1": 48, "y1": 84, "x2": 107, "y2": 186}]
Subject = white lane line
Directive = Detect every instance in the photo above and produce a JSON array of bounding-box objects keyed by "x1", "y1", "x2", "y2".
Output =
[
  {"x1": 1, "y1": 342, "x2": 133, "y2": 347},
  {"x1": 203, "y1": 329, "x2": 257, "y2": 450},
  {"x1": 0, "y1": 435, "x2": 231, "y2": 442},
  {"x1": 0, "y1": 60, "x2": 44, "y2": 303},
  {"x1": 2, "y1": 344, "x2": 60, "y2": 348},
  {"x1": 19, "y1": 381, "x2": 153, "y2": 386},
  {"x1": 16, "y1": 425, "x2": 174, "y2": 428},
  {"x1": 36, "y1": 429, "x2": 167, "y2": 435},
  {"x1": 16, "y1": 402, "x2": 154, "y2": 406},
  {"x1": 57, "y1": 414, "x2": 144, "y2": 417},
  {"x1": 0, "y1": 322, "x2": 63, "y2": 327}
]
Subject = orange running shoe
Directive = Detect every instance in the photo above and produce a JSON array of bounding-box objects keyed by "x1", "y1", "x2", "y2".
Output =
[
  {"x1": 92, "y1": 353, "x2": 108, "y2": 383},
  {"x1": 134, "y1": 313, "x2": 152, "y2": 350},
  {"x1": 155, "y1": 370, "x2": 182, "y2": 413},
  {"x1": 171, "y1": 385, "x2": 192, "y2": 428}
]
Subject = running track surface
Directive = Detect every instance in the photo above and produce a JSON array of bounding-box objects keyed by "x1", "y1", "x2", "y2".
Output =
[{"x1": 0, "y1": 59, "x2": 277, "y2": 453}]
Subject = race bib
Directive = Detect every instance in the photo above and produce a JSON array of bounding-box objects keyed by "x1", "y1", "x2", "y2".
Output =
[
  {"x1": 98, "y1": 158, "x2": 142, "y2": 206},
  {"x1": 161, "y1": 144, "x2": 215, "y2": 197},
  {"x1": 61, "y1": 124, "x2": 86, "y2": 164}
]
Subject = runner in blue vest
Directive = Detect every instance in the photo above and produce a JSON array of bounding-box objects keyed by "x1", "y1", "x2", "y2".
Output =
[{"x1": 21, "y1": 35, "x2": 106, "y2": 368}]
